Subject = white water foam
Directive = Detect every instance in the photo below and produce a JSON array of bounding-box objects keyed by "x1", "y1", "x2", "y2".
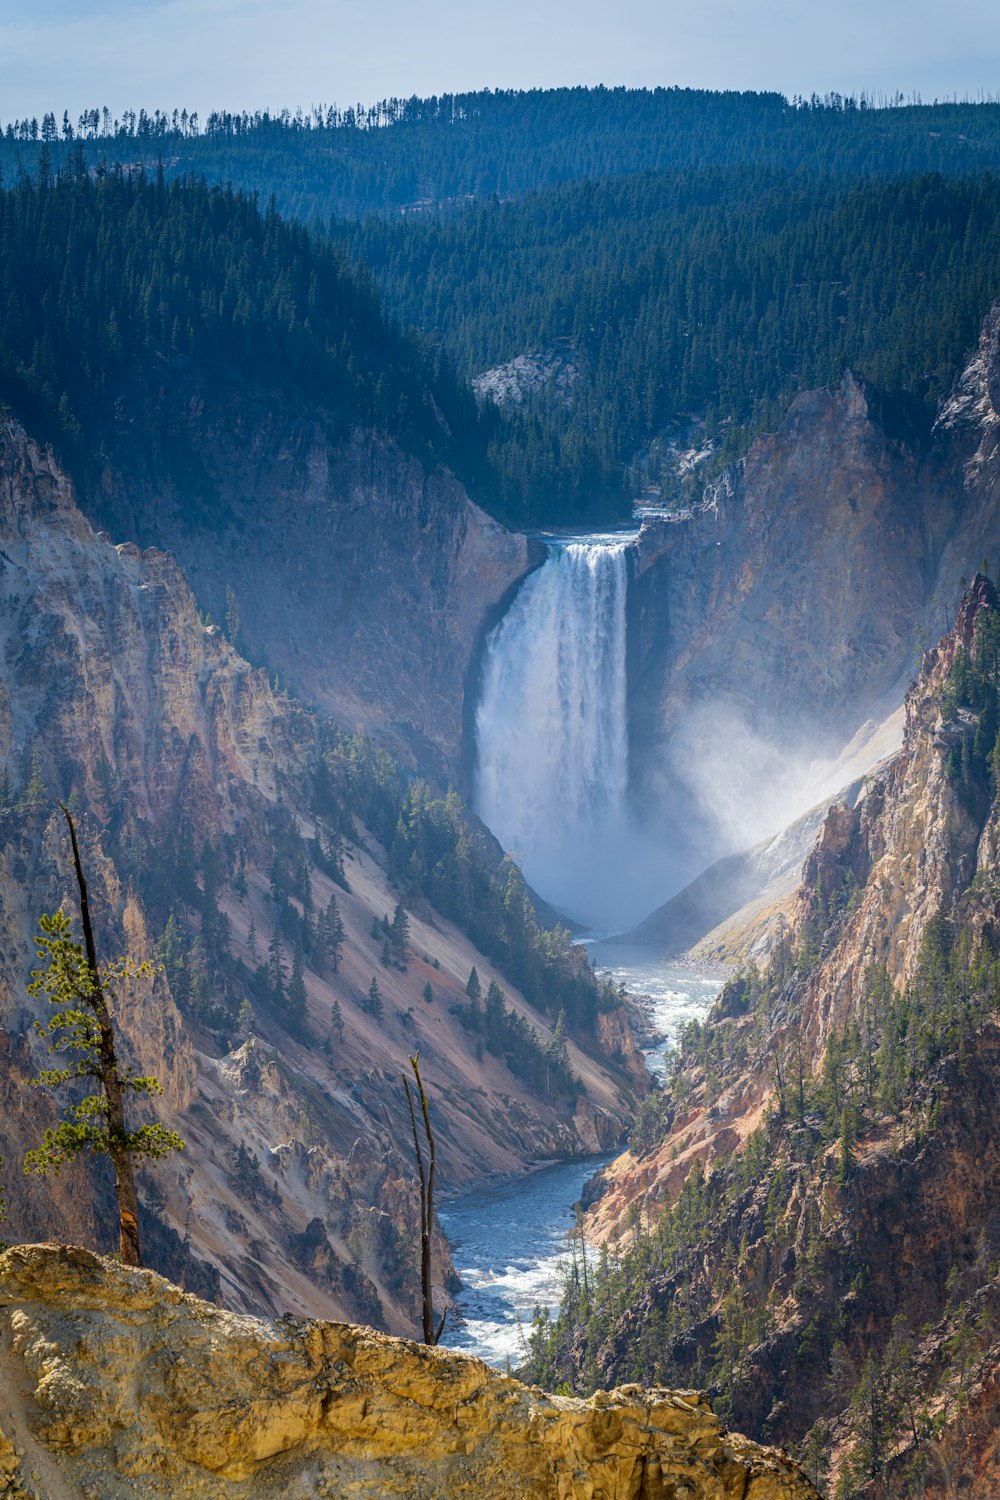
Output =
[
  {"x1": 438, "y1": 1155, "x2": 607, "y2": 1368},
  {"x1": 439, "y1": 958, "x2": 723, "y2": 1367},
  {"x1": 587, "y1": 941, "x2": 724, "y2": 1079}
]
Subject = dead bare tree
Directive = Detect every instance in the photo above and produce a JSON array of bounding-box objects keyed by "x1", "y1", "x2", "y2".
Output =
[{"x1": 402, "y1": 1053, "x2": 446, "y2": 1345}]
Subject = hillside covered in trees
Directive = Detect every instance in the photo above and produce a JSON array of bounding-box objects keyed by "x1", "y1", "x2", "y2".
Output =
[
  {"x1": 337, "y1": 168, "x2": 1000, "y2": 519},
  {"x1": 9, "y1": 89, "x2": 1000, "y2": 221},
  {"x1": 8, "y1": 90, "x2": 1000, "y2": 523},
  {"x1": 0, "y1": 167, "x2": 492, "y2": 519}
]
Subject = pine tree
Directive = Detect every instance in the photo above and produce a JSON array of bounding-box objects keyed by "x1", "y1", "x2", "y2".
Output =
[
  {"x1": 466, "y1": 966, "x2": 481, "y2": 1002},
  {"x1": 485, "y1": 980, "x2": 506, "y2": 1051},
  {"x1": 18, "y1": 749, "x2": 47, "y2": 815},
  {"x1": 157, "y1": 914, "x2": 189, "y2": 1010},
  {"x1": 366, "y1": 975, "x2": 384, "y2": 1020},
  {"x1": 837, "y1": 1102, "x2": 857, "y2": 1185},
  {"x1": 288, "y1": 942, "x2": 307, "y2": 1029},
  {"x1": 391, "y1": 902, "x2": 410, "y2": 967},
  {"x1": 422, "y1": 980, "x2": 434, "y2": 1005},
  {"x1": 330, "y1": 999, "x2": 345, "y2": 1042},
  {"x1": 267, "y1": 932, "x2": 285, "y2": 1004},
  {"x1": 323, "y1": 894, "x2": 345, "y2": 972},
  {"x1": 186, "y1": 935, "x2": 209, "y2": 1025},
  {"x1": 24, "y1": 807, "x2": 183, "y2": 1266},
  {"x1": 547, "y1": 1009, "x2": 570, "y2": 1076}
]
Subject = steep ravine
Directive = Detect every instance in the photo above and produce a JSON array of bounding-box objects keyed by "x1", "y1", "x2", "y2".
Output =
[{"x1": 0, "y1": 408, "x2": 645, "y2": 1338}]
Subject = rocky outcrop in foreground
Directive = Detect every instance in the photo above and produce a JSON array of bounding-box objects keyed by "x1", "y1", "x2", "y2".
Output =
[{"x1": 0, "y1": 1244, "x2": 816, "y2": 1500}]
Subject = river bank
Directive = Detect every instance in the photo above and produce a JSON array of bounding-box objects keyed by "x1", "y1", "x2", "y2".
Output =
[{"x1": 439, "y1": 951, "x2": 724, "y2": 1364}]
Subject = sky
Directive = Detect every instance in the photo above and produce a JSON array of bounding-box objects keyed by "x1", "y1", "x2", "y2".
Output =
[{"x1": 0, "y1": 0, "x2": 998, "y2": 122}]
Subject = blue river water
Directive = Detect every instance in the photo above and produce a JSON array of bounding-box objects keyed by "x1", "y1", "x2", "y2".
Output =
[
  {"x1": 438, "y1": 950, "x2": 724, "y2": 1366},
  {"x1": 438, "y1": 1155, "x2": 611, "y2": 1367}
]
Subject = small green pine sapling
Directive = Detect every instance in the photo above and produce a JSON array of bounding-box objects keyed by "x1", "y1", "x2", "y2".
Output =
[{"x1": 24, "y1": 806, "x2": 184, "y2": 1266}]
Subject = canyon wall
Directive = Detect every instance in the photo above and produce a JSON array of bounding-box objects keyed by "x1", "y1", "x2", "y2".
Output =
[
  {"x1": 630, "y1": 374, "x2": 929, "y2": 771},
  {"x1": 554, "y1": 575, "x2": 1000, "y2": 1495},
  {"x1": 622, "y1": 318, "x2": 1000, "y2": 884},
  {"x1": 0, "y1": 409, "x2": 643, "y2": 1336},
  {"x1": 83, "y1": 379, "x2": 536, "y2": 781}
]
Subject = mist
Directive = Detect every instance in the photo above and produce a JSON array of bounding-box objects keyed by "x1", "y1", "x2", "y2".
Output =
[{"x1": 472, "y1": 535, "x2": 898, "y2": 934}]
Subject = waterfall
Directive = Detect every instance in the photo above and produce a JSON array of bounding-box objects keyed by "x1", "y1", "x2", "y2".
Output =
[{"x1": 474, "y1": 537, "x2": 631, "y2": 927}]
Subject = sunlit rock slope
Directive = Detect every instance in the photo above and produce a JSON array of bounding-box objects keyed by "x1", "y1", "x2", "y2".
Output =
[
  {"x1": 555, "y1": 577, "x2": 1000, "y2": 1496},
  {"x1": 0, "y1": 1244, "x2": 818, "y2": 1500},
  {"x1": 0, "y1": 409, "x2": 644, "y2": 1336}
]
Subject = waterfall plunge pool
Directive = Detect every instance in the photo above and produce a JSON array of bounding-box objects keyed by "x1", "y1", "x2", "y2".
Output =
[{"x1": 439, "y1": 951, "x2": 724, "y2": 1367}]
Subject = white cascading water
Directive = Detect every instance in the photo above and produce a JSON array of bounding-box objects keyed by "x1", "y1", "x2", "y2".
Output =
[{"x1": 474, "y1": 537, "x2": 632, "y2": 928}]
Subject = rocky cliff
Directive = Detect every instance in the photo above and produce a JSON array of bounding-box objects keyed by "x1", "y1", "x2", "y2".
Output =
[
  {"x1": 622, "y1": 317, "x2": 1000, "y2": 888},
  {"x1": 0, "y1": 1243, "x2": 817, "y2": 1500},
  {"x1": 530, "y1": 578, "x2": 1000, "y2": 1496},
  {"x1": 0, "y1": 409, "x2": 643, "y2": 1337},
  {"x1": 83, "y1": 377, "x2": 535, "y2": 781},
  {"x1": 627, "y1": 375, "x2": 933, "y2": 867}
]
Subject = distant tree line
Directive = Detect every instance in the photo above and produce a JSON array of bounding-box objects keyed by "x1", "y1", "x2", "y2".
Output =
[
  {"x1": 7, "y1": 102, "x2": 1000, "y2": 523},
  {"x1": 10, "y1": 87, "x2": 1000, "y2": 222}
]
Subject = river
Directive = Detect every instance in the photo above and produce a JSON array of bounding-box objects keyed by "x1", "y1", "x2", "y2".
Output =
[{"x1": 439, "y1": 949, "x2": 724, "y2": 1366}]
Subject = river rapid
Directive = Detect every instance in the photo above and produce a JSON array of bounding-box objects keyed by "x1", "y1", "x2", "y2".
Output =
[{"x1": 439, "y1": 950, "x2": 724, "y2": 1367}]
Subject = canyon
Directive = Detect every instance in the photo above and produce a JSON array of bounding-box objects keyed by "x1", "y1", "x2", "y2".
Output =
[
  {"x1": 530, "y1": 574, "x2": 1000, "y2": 1497},
  {"x1": 0, "y1": 407, "x2": 644, "y2": 1337},
  {"x1": 7, "y1": 89, "x2": 1000, "y2": 1499},
  {"x1": 7, "y1": 299, "x2": 1000, "y2": 1342}
]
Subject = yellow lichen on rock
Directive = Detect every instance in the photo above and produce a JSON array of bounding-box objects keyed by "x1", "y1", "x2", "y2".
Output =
[{"x1": 0, "y1": 1244, "x2": 817, "y2": 1499}]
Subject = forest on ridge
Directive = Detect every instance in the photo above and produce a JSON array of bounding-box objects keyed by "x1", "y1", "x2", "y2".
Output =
[{"x1": 8, "y1": 89, "x2": 1000, "y2": 522}]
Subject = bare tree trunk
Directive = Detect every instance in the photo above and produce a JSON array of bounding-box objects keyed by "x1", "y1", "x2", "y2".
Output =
[
  {"x1": 62, "y1": 806, "x2": 143, "y2": 1267},
  {"x1": 402, "y1": 1054, "x2": 446, "y2": 1345}
]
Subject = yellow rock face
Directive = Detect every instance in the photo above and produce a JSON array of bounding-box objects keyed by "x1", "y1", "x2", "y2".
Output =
[{"x1": 0, "y1": 1244, "x2": 817, "y2": 1500}]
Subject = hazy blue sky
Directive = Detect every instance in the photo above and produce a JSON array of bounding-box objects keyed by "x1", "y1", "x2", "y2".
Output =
[{"x1": 1, "y1": 0, "x2": 998, "y2": 121}]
